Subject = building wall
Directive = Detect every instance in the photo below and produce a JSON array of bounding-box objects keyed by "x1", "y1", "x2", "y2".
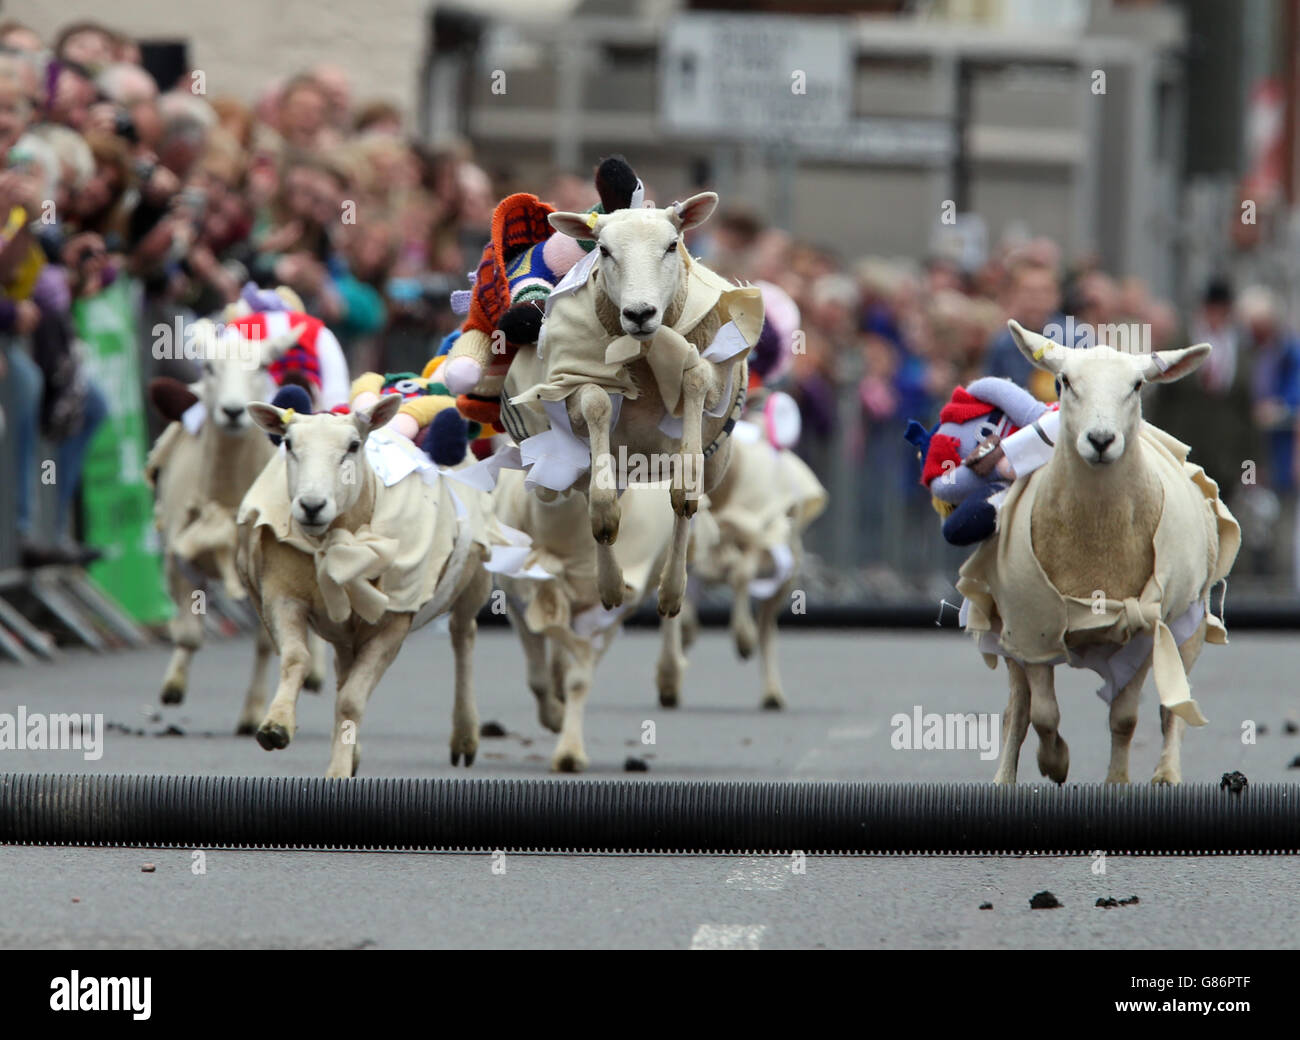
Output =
[{"x1": 10, "y1": 0, "x2": 430, "y2": 120}]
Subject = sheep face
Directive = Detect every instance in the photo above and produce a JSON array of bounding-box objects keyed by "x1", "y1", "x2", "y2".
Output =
[
  {"x1": 247, "y1": 394, "x2": 403, "y2": 537},
  {"x1": 193, "y1": 319, "x2": 304, "y2": 437},
  {"x1": 1008, "y1": 319, "x2": 1212, "y2": 468},
  {"x1": 548, "y1": 192, "x2": 719, "y2": 341}
]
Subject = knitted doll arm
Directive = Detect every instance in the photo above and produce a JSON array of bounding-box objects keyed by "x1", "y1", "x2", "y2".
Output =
[
  {"x1": 931, "y1": 463, "x2": 985, "y2": 504},
  {"x1": 965, "y1": 376, "x2": 1047, "y2": 429},
  {"x1": 350, "y1": 371, "x2": 386, "y2": 403},
  {"x1": 1001, "y1": 408, "x2": 1060, "y2": 479},
  {"x1": 399, "y1": 394, "x2": 458, "y2": 429}
]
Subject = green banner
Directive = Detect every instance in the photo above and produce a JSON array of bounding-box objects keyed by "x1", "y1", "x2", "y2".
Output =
[{"x1": 74, "y1": 280, "x2": 171, "y2": 624}]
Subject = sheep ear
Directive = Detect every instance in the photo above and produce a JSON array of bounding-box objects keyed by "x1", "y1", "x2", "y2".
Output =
[
  {"x1": 549, "y1": 211, "x2": 603, "y2": 240},
  {"x1": 1141, "y1": 343, "x2": 1211, "y2": 384},
  {"x1": 1008, "y1": 319, "x2": 1068, "y2": 375},
  {"x1": 353, "y1": 392, "x2": 403, "y2": 436},
  {"x1": 669, "y1": 192, "x2": 718, "y2": 231},
  {"x1": 247, "y1": 402, "x2": 289, "y2": 436}
]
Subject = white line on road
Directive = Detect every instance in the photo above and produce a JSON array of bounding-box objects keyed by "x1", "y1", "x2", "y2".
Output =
[
  {"x1": 725, "y1": 858, "x2": 788, "y2": 891},
  {"x1": 690, "y1": 924, "x2": 767, "y2": 950}
]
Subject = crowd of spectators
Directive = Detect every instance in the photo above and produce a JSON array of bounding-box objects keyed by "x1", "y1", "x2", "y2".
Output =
[
  {"x1": 0, "y1": 18, "x2": 1296, "y2": 591},
  {"x1": 0, "y1": 18, "x2": 501, "y2": 567}
]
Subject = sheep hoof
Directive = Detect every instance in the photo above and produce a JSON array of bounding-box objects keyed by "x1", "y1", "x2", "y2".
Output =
[
  {"x1": 234, "y1": 720, "x2": 258, "y2": 736},
  {"x1": 734, "y1": 630, "x2": 756, "y2": 659},
  {"x1": 350, "y1": 747, "x2": 361, "y2": 777},
  {"x1": 255, "y1": 721, "x2": 292, "y2": 751},
  {"x1": 761, "y1": 691, "x2": 785, "y2": 711},
  {"x1": 450, "y1": 741, "x2": 478, "y2": 767},
  {"x1": 160, "y1": 683, "x2": 184, "y2": 705},
  {"x1": 1150, "y1": 768, "x2": 1180, "y2": 786},
  {"x1": 1036, "y1": 737, "x2": 1069, "y2": 785},
  {"x1": 303, "y1": 673, "x2": 323, "y2": 693},
  {"x1": 551, "y1": 749, "x2": 588, "y2": 773},
  {"x1": 538, "y1": 700, "x2": 564, "y2": 734},
  {"x1": 658, "y1": 687, "x2": 680, "y2": 709}
]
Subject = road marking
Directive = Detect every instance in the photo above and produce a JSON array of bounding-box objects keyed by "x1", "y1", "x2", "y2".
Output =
[
  {"x1": 725, "y1": 858, "x2": 787, "y2": 891},
  {"x1": 794, "y1": 721, "x2": 879, "y2": 776},
  {"x1": 827, "y1": 723, "x2": 879, "y2": 741},
  {"x1": 690, "y1": 924, "x2": 767, "y2": 950}
]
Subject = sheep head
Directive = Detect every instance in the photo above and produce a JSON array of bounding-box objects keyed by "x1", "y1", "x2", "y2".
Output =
[
  {"x1": 247, "y1": 394, "x2": 402, "y2": 537},
  {"x1": 1009, "y1": 319, "x2": 1211, "y2": 467},
  {"x1": 192, "y1": 318, "x2": 305, "y2": 437},
  {"x1": 548, "y1": 192, "x2": 718, "y2": 341}
]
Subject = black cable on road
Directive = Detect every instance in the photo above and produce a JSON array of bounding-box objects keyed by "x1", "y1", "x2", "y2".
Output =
[{"x1": 1, "y1": 775, "x2": 1297, "y2": 854}]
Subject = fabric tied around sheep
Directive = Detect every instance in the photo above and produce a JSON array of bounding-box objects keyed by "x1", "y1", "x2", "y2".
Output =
[
  {"x1": 956, "y1": 422, "x2": 1240, "y2": 727},
  {"x1": 513, "y1": 246, "x2": 763, "y2": 416},
  {"x1": 312, "y1": 526, "x2": 400, "y2": 624}
]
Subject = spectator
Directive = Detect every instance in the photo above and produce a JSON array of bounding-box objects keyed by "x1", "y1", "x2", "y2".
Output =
[{"x1": 982, "y1": 257, "x2": 1063, "y2": 396}]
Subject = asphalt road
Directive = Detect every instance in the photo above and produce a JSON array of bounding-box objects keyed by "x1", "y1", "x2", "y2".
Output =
[{"x1": 1, "y1": 626, "x2": 1298, "y2": 949}]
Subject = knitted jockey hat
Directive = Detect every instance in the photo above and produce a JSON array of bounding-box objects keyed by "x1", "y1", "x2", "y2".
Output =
[
  {"x1": 920, "y1": 432, "x2": 962, "y2": 488},
  {"x1": 938, "y1": 385, "x2": 997, "y2": 426}
]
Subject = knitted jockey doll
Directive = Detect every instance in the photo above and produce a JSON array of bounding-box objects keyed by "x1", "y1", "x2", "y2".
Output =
[
  {"x1": 439, "y1": 157, "x2": 643, "y2": 425},
  {"x1": 347, "y1": 357, "x2": 485, "y2": 466},
  {"x1": 904, "y1": 377, "x2": 1061, "y2": 546},
  {"x1": 148, "y1": 283, "x2": 350, "y2": 421}
]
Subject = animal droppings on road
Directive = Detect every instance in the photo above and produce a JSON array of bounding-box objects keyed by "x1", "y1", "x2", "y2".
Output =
[{"x1": 1220, "y1": 771, "x2": 1249, "y2": 793}]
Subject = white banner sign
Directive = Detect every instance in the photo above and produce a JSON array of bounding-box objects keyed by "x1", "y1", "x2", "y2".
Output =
[{"x1": 660, "y1": 13, "x2": 854, "y2": 139}]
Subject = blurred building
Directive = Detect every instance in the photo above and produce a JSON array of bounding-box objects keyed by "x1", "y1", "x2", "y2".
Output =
[{"x1": 429, "y1": 0, "x2": 1189, "y2": 297}]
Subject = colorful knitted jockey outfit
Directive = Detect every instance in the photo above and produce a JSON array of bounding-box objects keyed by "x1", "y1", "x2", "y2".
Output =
[{"x1": 904, "y1": 377, "x2": 1060, "y2": 546}]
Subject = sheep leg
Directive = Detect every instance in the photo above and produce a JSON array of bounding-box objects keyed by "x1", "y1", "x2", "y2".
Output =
[
  {"x1": 235, "y1": 622, "x2": 274, "y2": 735},
  {"x1": 161, "y1": 555, "x2": 203, "y2": 704},
  {"x1": 551, "y1": 641, "x2": 595, "y2": 773},
  {"x1": 447, "y1": 569, "x2": 490, "y2": 767},
  {"x1": 656, "y1": 512, "x2": 692, "y2": 617},
  {"x1": 1104, "y1": 660, "x2": 1149, "y2": 784},
  {"x1": 729, "y1": 556, "x2": 758, "y2": 660},
  {"x1": 303, "y1": 633, "x2": 328, "y2": 693},
  {"x1": 1028, "y1": 663, "x2": 1069, "y2": 784},
  {"x1": 756, "y1": 578, "x2": 794, "y2": 710},
  {"x1": 255, "y1": 597, "x2": 314, "y2": 751},
  {"x1": 507, "y1": 599, "x2": 563, "y2": 732},
  {"x1": 595, "y1": 541, "x2": 625, "y2": 610},
  {"x1": 993, "y1": 660, "x2": 1032, "y2": 784},
  {"x1": 679, "y1": 594, "x2": 699, "y2": 651},
  {"x1": 1153, "y1": 622, "x2": 1206, "y2": 785},
  {"x1": 670, "y1": 365, "x2": 710, "y2": 518},
  {"x1": 325, "y1": 615, "x2": 412, "y2": 778},
  {"x1": 577, "y1": 384, "x2": 620, "y2": 545},
  {"x1": 656, "y1": 610, "x2": 687, "y2": 708}
]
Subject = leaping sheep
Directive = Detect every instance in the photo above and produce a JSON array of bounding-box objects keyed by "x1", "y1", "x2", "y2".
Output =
[{"x1": 505, "y1": 193, "x2": 764, "y2": 619}]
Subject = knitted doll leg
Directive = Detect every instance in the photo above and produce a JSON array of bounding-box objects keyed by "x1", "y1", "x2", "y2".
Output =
[{"x1": 942, "y1": 484, "x2": 1002, "y2": 546}]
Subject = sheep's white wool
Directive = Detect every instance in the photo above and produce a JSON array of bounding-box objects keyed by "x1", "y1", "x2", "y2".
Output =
[
  {"x1": 147, "y1": 420, "x2": 272, "y2": 599},
  {"x1": 238, "y1": 438, "x2": 512, "y2": 626},
  {"x1": 511, "y1": 249, "x2": 763, "y2": 415},
  {"x1": 693, "y1": 425, "x2": 827, "y2": 599},
  {"x1": 493, "y1": 471, "x2": 673, "y2": 640},
  {"x1": 957, "y1": 422, "x2": 1240, "y2": 726}
]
